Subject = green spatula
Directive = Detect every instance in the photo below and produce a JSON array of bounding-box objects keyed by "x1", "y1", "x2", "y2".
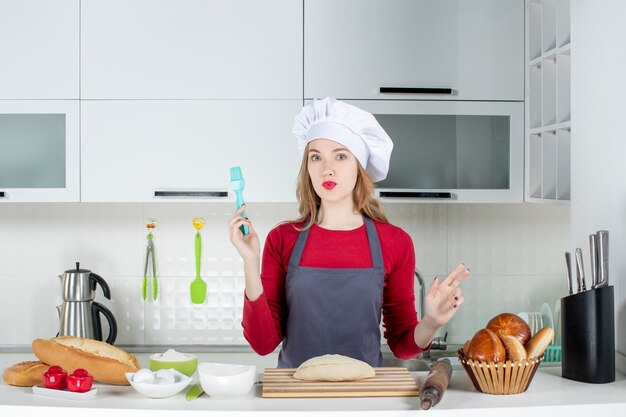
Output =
[{"x1": 190, "y1": 217, "x2": 206, "y2": 304}]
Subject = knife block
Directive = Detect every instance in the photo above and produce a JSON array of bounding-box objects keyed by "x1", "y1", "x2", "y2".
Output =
[{"x1": 561, "y1": 286, "x2": 615, "y2": 383}]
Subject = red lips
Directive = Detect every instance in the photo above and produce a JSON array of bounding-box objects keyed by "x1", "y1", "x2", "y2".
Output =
[{"x1": 322, "y1": 181, "x2": 337, "y2": 190}]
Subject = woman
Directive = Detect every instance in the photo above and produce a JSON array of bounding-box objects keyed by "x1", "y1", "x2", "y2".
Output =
[{"x1": 228, "y1": 97, "x2": 469, "y2": 368}]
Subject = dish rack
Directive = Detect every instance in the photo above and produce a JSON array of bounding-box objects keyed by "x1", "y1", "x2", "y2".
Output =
[{"x1": 543, "y1": 345, "x2": 562, "y2": 362}]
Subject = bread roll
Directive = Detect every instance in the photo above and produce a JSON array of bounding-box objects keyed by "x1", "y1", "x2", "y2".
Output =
[
  {"x1": 293, "y1": 354, "x2": 375, "y2": 381},
  {"x1": 2, "y1": 361, "x2": 49, "y2": 387},
  {"x1": 32, "y1": 336, "x2": 140, "y2": 385},
  {"x1": 467, "y1": 328, "x2": 506, "y2": 363},
  {"x1": 525, "y1": 327, "x2": 555, "y2": 359},
  {"x1": 487, "y1": 313, "x2": 531, "y2": 345},
  {"x1": 500, "y1": 335, "x2": 527, "y2": 362}
]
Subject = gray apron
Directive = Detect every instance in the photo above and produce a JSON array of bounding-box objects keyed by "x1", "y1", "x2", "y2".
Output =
[{"x1": 277, "y1": 216, "x2": 385, "y2": 368}]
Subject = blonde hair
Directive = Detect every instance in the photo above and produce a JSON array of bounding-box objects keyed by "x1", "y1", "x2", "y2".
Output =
[{"x1": 291, "y1": 143, "x2": 388, "y2": 231}]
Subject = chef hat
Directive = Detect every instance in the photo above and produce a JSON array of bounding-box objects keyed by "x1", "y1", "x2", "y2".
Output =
[{"x1": 292, "y1": 97, "x2": 393, "y2": 183}]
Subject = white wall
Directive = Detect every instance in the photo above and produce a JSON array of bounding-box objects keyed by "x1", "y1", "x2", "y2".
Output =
[
  {"x1": 0, "y1": 202, "x2": 569, "y2": 349},
  {"x1": 571, "y1": 0, "x2": 626, "y2": 373}
]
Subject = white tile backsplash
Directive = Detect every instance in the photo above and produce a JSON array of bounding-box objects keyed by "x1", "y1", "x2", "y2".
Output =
[{"x1": 0, "y1": 202, "x2": 569, "y2": 348}]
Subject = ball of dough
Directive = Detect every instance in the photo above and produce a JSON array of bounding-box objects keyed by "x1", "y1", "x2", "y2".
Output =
[{"x1": 293, "y1": 354, "x2": 375, "y2": 382}]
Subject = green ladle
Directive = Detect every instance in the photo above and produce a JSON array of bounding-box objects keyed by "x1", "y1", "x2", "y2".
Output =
[{"x1": 190, "y1": 217, "x2": 206, "y2": 304}]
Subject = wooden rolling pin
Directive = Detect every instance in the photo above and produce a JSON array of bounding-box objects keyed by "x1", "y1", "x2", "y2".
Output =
[{"x1": 420, "y1": 359, "x2": 453, "y2": 410}]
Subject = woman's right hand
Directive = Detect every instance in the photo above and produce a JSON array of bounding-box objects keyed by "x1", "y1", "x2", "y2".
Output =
[{"x1": 228, "y1": 204, "x2": 260, "y2": 263}]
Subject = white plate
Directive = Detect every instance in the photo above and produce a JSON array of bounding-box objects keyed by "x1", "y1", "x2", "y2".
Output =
[
  {"x1": 32, "y1": 384, "x2": 97, "y2": 400},
  {"x1": 541, "y1": 303, "x2": 554, "y2": 332}
]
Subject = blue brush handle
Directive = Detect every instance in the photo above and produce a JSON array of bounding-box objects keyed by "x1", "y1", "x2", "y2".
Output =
[{"x1": 235, "y1": 191, "x2": 249, "y2": 235}]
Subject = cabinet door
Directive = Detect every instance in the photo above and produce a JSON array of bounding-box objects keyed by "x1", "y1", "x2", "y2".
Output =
[
  {"x1": 305, "y1": 0, "x2": 524, "y2": 101},
  {"x1": 81, "y1": 0, "x2": 302, "y2": 99},
  {"x1": 81, "y1": 100, "x2": 302, "y2": 202},
  {"x1": 0, "y1": 0, "x2": 79, "y2": 99},
  {"x1": 0, "y1": 100, "x2": 80, "y2": 202}
]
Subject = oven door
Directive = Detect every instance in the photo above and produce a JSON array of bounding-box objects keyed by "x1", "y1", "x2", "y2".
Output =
[{"x1": 341, "y1": 100, "x2": 523, "y2": 203}]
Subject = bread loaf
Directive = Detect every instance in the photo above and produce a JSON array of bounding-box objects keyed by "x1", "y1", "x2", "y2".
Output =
[
  {"x1": 525, "y1": 327, "x2": 555, "y2": 359},
  {"x1": 293, "y1": 354, "x2": 375, "y2": 381},
  {"x1": 2, "y1": 361, "x2": 49, "y2": 387},
  {"x1": 500, "y1": 335, "x2": 527, "y2": 362},
  {"x1": 467, "y1": 328, "x2": 506, "y2": 363},
  {"x1": 32, "y1": 336, "x2": 140, "y2": 385},
  {"x1": 486, "y1": 313, "x2": 531, "y2": 345}
]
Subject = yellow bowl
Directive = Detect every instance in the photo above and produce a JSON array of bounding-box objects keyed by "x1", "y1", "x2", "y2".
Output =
[{"x1": 149, "y1": 354, "x2": 198, "y2": 377}]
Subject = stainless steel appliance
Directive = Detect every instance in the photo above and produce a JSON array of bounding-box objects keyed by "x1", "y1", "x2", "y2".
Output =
[{"x1": 57, "y1": 262, "x2": 117, "y2": 344}]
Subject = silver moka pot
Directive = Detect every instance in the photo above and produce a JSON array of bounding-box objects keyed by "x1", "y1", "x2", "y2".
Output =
[{"x1": 57, "y1": 262, "x2": 118, "y2": 344}]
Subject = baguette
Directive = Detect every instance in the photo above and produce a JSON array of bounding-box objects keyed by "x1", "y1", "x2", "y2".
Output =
[
  {"x1": 2, "y1": 361, "x2": 49, "y2": 387},
  {"x1": 32, "y1": 336, "x2": 140, "y2": 385}
]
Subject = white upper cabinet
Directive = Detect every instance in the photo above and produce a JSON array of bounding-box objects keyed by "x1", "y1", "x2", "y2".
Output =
[
  {"x1": 0, "y1": 0, "x2": 79, "y2": 99},
  {"x1": 81, "y1": 0, "x2": 302, "y2": 99},
  {"x1": 0, "y1": 100, "x2": 80, "y2": 202},
  {"x1": 81, "y1": 100, "x2": 302, "y2": 202},
  {"x1": 305, "y1": 0, "x2": 524, "y2": 101}
]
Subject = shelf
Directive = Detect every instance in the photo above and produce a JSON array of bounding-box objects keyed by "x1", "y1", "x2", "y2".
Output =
[
  {"x1": 557, "y1": 51, "x2": 571, "y2": 123},
  {"x1": 541, "y1": 131, "x2": 558, "y2": 199},
  {"x1": 529, "y1": 64, "x2": 542, "y2": 129},
  {"x1": 529, "y1": 1, "x2": 542, "y2": 61},
  {"x1": 557, "y1": 129, "x2": 571, "y2": 200},
  {"x1": 542, "y1": 57, "x2": 557, "y2": 126},
  {"x1": 556, "y1": 0, "x2": 571, "y2": 47},
  {"x1": 525, "y1": 196, "x2": 570, "y2": 206},
  {"x1": 529, "y1": 133, "x2": 542, "y2": 199},
  {"x1": 542, "y1": 0, "x2": 557, "y2": 53},
  {"x1": 526, "y1": 0, "x2": 570, "y2": 205}
]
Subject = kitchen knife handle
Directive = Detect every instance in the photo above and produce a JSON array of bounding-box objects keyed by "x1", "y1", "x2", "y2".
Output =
[
  {"x1": 564, "y1": 252, "x2": 573, "y2": 295},
  {"x1": 589, "y1": 234, "x2": 598, "y2": 288},
  {"x1": 574, "y1": 248, "x2": 585, "y2": 292},
  {"x1": 380, "y1": 87, "x2": 454, "y2": 95},
  {"x1": 595, "y1": 230, "x2": 609, "y2": 287}
]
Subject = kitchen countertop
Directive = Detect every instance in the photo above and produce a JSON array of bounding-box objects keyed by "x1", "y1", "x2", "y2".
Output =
[{"x1": 1, "y1": 352, "x2": 625, "y2": 417}]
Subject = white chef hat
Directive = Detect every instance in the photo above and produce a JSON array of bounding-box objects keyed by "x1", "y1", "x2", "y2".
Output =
[{"x1": 292, "y1": 97, "x2": 393, "y2": 183}]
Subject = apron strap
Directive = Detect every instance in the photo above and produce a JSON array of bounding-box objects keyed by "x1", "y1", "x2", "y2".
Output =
[
  {"x1": 288, "y1": 216, "x2": 384, "y2": 270},
  {"x1": 364, "y1": 217, "x2": 384, "y2": 270}
]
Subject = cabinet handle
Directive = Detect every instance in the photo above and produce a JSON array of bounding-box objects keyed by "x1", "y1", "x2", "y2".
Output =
[
  {"x1": 380, "y1": 87, "x2": 454, "y2": 95},
  {"x1": 0, "y1": 191, "x2": 5, "y2": 198},
  {"x1": 154, "y1": 191, "x2": 229, "y2": 198},
  {"x1": 379, "y1": 191, "x2": 452, "y2": 199}
]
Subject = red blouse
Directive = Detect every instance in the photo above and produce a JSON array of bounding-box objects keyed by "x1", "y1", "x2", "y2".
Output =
[{"x1": 241, "y1": 220, "x2": 425, "y2": 359}]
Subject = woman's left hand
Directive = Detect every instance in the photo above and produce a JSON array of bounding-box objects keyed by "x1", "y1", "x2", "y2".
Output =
[{"x1": 423, "y1": 263, "x2": 470, "y2": 328}]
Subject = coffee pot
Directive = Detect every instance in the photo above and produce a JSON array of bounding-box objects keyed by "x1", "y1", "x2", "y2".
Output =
[{"x1": 56, "y1": 262, "x2": 118, "y2": 344}]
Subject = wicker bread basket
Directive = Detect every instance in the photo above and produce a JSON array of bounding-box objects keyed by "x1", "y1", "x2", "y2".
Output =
[{"x1": 457, "y1": 349, "x2": 543, "y2": 395}]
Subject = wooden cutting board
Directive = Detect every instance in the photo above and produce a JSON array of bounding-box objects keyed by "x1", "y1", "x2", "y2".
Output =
[{"x1": 262, "y1": 367, "x2": 419, "y2": 398}]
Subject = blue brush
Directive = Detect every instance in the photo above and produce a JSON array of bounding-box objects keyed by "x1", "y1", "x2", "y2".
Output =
[{"x1": 229, "y1": 166, "x2": 249, "y2": 235}]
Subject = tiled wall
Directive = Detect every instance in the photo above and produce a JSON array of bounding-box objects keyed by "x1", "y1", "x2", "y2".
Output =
[{"x1": 0, "y1": 202, "x2": 569, "y2": 349}]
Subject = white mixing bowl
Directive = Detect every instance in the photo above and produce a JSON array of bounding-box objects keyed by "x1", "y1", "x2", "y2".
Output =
[{"x1": 198, "y1": 362, "x2": 256, "y2": 399}]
